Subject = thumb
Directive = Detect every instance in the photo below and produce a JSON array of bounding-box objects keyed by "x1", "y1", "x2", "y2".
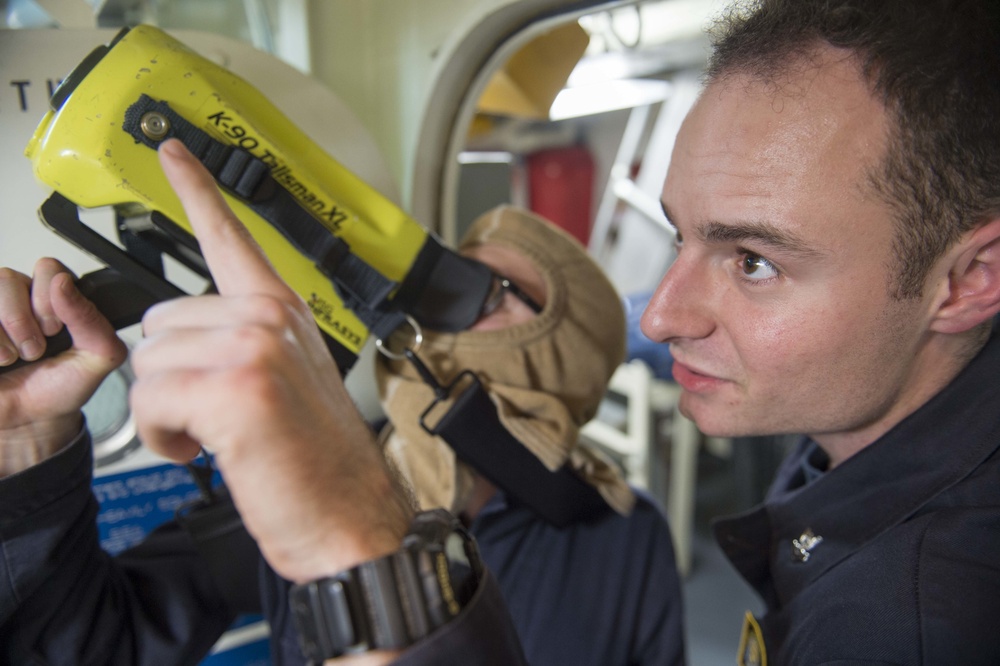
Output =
[{"x1": 50, "y1": 272, "x2": 127, "y2": 372}]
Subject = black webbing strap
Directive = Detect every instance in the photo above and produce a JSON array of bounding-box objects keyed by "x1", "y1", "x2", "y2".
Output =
[
  {"x1": 122, "y1": 95, "x2": 406, "y2": 340},
  {"x1": 420, "y1": 370, "x2": 609, "y2": 528}
]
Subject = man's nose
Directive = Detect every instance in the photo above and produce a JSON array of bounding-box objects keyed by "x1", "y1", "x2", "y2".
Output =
[{"x1": 639, "y1": 255, "x2": 716, "y2": 344}]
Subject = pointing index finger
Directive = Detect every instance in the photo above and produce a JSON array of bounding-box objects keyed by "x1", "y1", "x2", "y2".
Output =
[{"x1": 157, "y1": 138, "x2": 289, "y2": 299}]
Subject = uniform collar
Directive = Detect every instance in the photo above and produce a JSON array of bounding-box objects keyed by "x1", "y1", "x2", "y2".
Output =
[{"x1": 715, "y1": 321, "x2": 1000, "y2": 608}]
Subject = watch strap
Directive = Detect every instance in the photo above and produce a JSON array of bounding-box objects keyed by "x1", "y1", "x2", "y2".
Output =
[{"x1": 290, "y1": 509, "x2": 480, "y2": 661}]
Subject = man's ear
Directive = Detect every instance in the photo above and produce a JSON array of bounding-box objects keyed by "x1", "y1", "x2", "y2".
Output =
[{"x1": 930, "y1": 216, "x2": 1000, "y2": 334}]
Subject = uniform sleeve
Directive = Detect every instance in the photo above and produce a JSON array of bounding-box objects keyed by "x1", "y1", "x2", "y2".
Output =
[
  {"x1": 919, "y1": 506, "x2": 1000, "y2": 666},
  {"x1": 392, "y1": 568, "x2": 529, "y2": 666},
  {"x1": 0, "y1": 432, "x2": 236, "y2": 665}
]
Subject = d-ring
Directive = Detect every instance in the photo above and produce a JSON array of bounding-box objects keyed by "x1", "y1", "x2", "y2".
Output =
[{"x1": 374, "y1": 315, "x2": 423, "y2": 360}]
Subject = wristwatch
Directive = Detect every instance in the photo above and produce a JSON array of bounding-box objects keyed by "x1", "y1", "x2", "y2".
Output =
[{"x1": 289, "y1": 509, "x2": 483, "y2": 661}]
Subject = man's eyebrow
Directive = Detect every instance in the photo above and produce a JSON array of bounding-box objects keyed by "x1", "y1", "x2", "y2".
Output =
[
  {"x1": 700, "y1": 220, "x2": 825, "y2": 258},
  {"x1": 660, "y1": 201, "x2": 824, "y2": 258}
]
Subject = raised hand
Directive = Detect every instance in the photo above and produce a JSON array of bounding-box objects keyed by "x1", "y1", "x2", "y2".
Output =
[
  {"x1": 0, "y1": 258, "x2": 127, "y2": 475},
  {"x1": 131, "y1": 139, "x2": 412, "y2": 585}
]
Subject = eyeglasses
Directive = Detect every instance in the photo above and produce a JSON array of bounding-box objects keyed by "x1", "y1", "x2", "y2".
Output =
[{"x1": 480, "y1": 272, "x2": 544, "y2": 318}]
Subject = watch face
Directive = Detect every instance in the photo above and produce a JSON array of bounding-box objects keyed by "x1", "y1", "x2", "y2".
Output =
[
  {"x1": 445, "y1": 530, "x2": 471, "y2": 565},
  {"x1": 444, "y1": 530, "x2": 479, "y2": 607}
]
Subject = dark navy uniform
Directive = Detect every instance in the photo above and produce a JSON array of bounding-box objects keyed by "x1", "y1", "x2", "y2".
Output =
[
  {"x1": 716, "y1": 321, "x2": 1000, "y2": 665},
  {"x1": 0, "y1": 429, "x2": 527, "y2": 665},
  {"x1": 5, "y1": 325, "x2": 997, "y2": 665},
  {"x1": 2, "y1": 430, "x2": 682, "y2": 666},
  {"x1": 265, "y1": 488, "x2": 685, "y2": 665}
]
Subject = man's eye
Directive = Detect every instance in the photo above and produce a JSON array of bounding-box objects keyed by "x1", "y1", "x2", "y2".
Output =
[
  {"x1": 672, "y1": 231, "x2": 684, "y2": 252},
  {"x1": 739, "y1": 253, "x2": 778, "y2": 281}
]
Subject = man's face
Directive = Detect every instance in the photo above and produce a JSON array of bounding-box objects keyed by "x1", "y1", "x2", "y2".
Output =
[{"x1": 641, "y1": 49, "x2": 942, "y2": 463}]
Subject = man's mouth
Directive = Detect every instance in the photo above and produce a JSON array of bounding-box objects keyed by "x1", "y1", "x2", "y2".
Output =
[{"x1": 670, "y1": 359, "x2": 725, "y2": 392}]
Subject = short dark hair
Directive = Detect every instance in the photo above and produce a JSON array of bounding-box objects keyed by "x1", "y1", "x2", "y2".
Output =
[{"x1": 707, "y1": 0, "x2": 1000, "y2": 298}]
